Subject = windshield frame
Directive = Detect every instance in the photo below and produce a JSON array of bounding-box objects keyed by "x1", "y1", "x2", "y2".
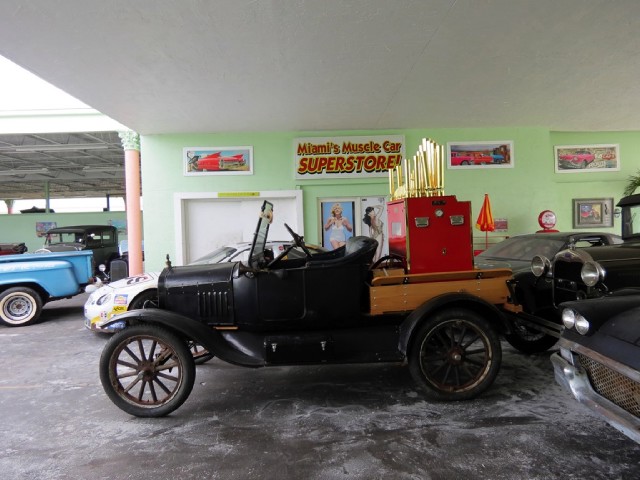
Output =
[{"x1": 248, "y1": 200, "x2": 274, "y2": 268}]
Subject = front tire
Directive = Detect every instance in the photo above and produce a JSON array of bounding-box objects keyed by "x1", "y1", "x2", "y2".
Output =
[
  {"x1": 505, "y1": 323, "x2": 558, "y2": 354},
  {"x1": 0, "y1": 287, "x2": 43, "y2": 327},
  {"x1": 409, "y1": 309, "x2": 501, "y2": 401},
  {"x1": 99, "y1": 325, "x2": 196, "y2": 417},
  {"x1": 128, "y1": 289, "x2": 158, "y2": 310}
]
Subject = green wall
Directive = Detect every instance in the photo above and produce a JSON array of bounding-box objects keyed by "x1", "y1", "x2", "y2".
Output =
[
  {"x1": 0, "y1": 211, "x2": 128, "y2": 253},
  {"x1": 140, "y1": 128, "x2": 639, "y2": 271}
]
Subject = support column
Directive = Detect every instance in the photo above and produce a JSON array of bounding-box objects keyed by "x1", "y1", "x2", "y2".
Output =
[
  {"x1": 118, "y1": 131, "x2": 143, "y2": 276},
  {"x1": 4, "y1": 199, "x2": 14, "y2": 214}
]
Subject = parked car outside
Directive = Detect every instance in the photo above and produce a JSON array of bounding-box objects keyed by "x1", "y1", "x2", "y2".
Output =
[
  {"x1": 84, "y1": 240, "x2": 326, "y2": 331},
  {"x1": 551, "y1": 293, "x2": 640, "y2": 444},
  {"x1": 485, "y1": 232, "x2": 623, "y2": 353},
  {"x1": 40, "y1": 225, "x2": 120, "y2": 275},
  {"x1": 558, "y1": 149, "x2": 596, "y2": 169}
]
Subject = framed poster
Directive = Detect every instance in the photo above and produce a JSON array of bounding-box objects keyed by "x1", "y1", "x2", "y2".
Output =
[
  {"x1": 555, "y1": 144, "x2": 619, "y2": 173},
  {"x1": 360, "y1": 196, "x2": 388, "y2": 262},
  {"x1": 183, "y1": 146, "x2": 253, "y2": 176},
  {"x1": 572, "y1": 198, "x2": 614, "y2": 228},
  {"x1": 447, "y1": 141, "x2": 514, "y2": 169},
  {"x1": 319, "y1": 198, "x2": 356, "y2": 250}
]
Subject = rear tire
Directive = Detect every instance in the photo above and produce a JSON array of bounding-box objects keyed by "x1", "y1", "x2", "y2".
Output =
[
  {"x1": 409, "y1": 309, "x2": 501, "y2": 401},
  {"x1": 0, "y1": 287, "x2": 43, "y2": 327}
]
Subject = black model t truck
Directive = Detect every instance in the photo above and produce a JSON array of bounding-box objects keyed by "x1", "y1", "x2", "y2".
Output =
[{"x1": 99, "y1": 196, "x2": 515, "y2": 417}]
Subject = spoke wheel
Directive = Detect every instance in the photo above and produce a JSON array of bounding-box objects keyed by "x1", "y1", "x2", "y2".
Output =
[
  {"x1": 99, "y1": 325, "x2": 195, "y2": 417},
  {"x1": 409, "y1": 309, "x2": 501, "y2": 401},
  {"x1": 0, "y1": 287, "x2": 43, "y2": 327},
  {"x1": 505, "y1": 322, "x2": 558, "y2": 354},
  {"x1": 188, "y1": 341, "x2": 214, "y2": 365}
]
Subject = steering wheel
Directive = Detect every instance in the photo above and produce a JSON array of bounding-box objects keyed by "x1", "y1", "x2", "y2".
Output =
[{"x1": 284, "y1": 223, "x2": 313, "y2": 259}]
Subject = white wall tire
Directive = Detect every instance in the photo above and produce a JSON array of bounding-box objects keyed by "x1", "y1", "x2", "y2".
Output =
[{"x1": 0, "y1": 287, "x2": 43, "y2": 327}]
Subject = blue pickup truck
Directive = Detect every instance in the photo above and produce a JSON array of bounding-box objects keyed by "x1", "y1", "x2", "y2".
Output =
[{"x1": 0, "y1": 250, "x2": 94, "y2": 327}]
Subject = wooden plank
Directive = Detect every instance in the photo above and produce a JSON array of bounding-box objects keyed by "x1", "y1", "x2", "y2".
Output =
[
  {"x1": 370, "y1": 268, "x2": 512, "y2": 287},
  {"x1": 369, "y1": 275, "x2": 511, "y2": 315}
]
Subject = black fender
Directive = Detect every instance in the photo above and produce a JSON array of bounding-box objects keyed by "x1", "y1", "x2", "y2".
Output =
[
  {"x1": 101, "y1": 309, "x2": 263, "y2": 367},
  {"x1": 398, "y1": 292, "x2": 510, "y2": 356}
]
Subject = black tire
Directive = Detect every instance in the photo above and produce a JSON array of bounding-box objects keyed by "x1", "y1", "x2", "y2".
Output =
[
  {"x1": 128, "y1": 289, "x2": 158, "y2": 310},
  {"x1": 0, "y1": 287, "x2": 43, "y2": 327},
  {"x1": 99, "y1": 324, "x2": 196, "y2": 417},
  {"x1": 505, "y1": 323, "x2": 558, "y2": 354},
  {"x1": 409, "y1": 309, "x2": 501, "y2": 401},
  {"x1": 188, "y1": 341, "x2": 215, "y2": 365}
]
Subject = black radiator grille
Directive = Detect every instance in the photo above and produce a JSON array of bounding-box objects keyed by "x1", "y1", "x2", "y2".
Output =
[{"x1": 579, "y1": 354, "x2": 640, "y2": 417}]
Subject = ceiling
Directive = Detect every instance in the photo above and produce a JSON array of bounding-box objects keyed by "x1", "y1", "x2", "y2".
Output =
[
  {"x1": 0, "y1": 131, "x2": 125, "y2": 200},
  {"x1": 0, "y1": 1, "x2": 639, "y2": 198}
]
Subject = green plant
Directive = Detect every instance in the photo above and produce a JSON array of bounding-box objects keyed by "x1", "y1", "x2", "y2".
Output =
[{"x1": 623, "y1": 170, "x2": 640, "y2": 197}]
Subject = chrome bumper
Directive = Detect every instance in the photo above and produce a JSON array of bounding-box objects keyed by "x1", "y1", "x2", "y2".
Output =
[{"x1": 551, "y1": 342, "x2": 640, "y2": 444}]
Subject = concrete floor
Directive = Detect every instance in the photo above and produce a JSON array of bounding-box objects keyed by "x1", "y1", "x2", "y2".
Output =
[{"x1": 1, "y1": 293, "x2": 639, "y2": 480}]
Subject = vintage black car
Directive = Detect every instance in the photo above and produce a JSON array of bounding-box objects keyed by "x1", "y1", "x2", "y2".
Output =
[
  {"x1": 40, "y1": 224, "x2": 120, "y2": 276},
  {"x1": 99, "y1": 200, "x2": 514, "y2": 417},
  {"x1": 493, "y1": 232, "x2": 623, "y2": 353},
  {"x1": 551, "y1": 293, "x2": 640, "y2": 443},
  {"x1": 532, "y1": 194, "x2": 640, "y2": 308}
]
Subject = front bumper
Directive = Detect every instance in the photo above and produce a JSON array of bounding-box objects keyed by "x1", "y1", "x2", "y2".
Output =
[{"x1": 551, "y1": 340, "x2": 640, "y2": 443}]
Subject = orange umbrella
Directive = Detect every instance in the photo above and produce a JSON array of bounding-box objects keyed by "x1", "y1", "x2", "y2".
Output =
[{"x1": 476, "y1": 193, "x2": 495, "y2": 249}]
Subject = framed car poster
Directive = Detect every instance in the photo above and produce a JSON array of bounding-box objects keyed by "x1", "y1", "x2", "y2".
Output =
[
  {"x1": 572, "y1": 198, "x2": 614, "y2": 228},
  {"x1": 447, "y1": 141, "x2": 514, "y2": 169},
  {"x1": 183, "y1": 146, "x2": 253, "y2": 176},
  {"x1": 555, "y1": 144, "x2": 619, "y2": 173}
]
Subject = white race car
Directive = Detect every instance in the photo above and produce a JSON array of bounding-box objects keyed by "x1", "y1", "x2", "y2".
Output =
[{"x1": 84, "y1": 241, "x2": 324, "y2": 332}]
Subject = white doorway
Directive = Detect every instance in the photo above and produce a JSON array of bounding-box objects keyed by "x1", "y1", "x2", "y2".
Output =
[{"x1": 173, "y1": 191, "x2": 303, "y2": 264}]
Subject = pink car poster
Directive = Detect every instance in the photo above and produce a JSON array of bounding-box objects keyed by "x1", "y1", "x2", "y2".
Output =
[
  {"x1": 554, "y1": 144, "x2": 619, "y2": 173},
  {"x1": 183, "y1": 146, "x2": 253, "y2": 176}
]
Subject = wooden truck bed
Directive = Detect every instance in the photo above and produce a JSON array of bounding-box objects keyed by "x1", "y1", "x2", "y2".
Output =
[{"x1": 369, "y1": 268, "x2": 512, "y2": 315}]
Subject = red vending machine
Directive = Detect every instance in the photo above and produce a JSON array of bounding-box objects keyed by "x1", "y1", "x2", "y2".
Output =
[{"x1": 387, "y1": 195, "x2": 474, "y2": 274}]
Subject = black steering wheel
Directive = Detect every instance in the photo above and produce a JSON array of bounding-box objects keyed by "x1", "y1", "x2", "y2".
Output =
[{"x1": 284, "y1": 223, "x2": 313, "y2": 259}]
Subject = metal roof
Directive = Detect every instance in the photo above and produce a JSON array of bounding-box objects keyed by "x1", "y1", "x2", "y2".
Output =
[{"x1": 0, "y1": 131, "x2": 126, "y2": 200}]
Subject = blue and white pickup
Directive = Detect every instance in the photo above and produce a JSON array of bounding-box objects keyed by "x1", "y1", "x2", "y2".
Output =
[{"x1": 0, "y1": 250, "x2": 94, "y2": 327}]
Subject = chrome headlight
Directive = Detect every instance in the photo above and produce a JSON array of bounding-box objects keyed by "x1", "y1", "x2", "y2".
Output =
[
  {"x1": 96, "y1": 293, "x2": 112, "y2": 306},
  {"x1": 562, "y1": 308, "x2": 576, "y2": 329},
  {"x1": 531, "y1": 255, "x2": 551, "y2": 277},
  {"x1": 581, "y1": 261, "x2": 604, "y2": 287},
  {"x1": 575, "y1": 315, "x2": 590, "y2": 335}
]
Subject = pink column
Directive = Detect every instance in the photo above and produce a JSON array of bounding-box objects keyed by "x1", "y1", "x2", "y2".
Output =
[{"x1": 119, "y1": 131, "x2": 143, "y2": 276}]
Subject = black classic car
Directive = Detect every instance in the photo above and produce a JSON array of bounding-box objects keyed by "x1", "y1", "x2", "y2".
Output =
[
  {"x1": 533, "y1": 194, "x2": 640, "y2": 307},
  {"x1": 491, "y1": 232, "x2": 623, "y2": 353},
  {"x1": 40, "y1": 225, "x2": 120, "y2": 276},
  {"x1": 551, "y1": 294, "x2": 640, "y2": 443},
  {"x1": 99, "y1": 200, "x2": 514, "y2": 417}
]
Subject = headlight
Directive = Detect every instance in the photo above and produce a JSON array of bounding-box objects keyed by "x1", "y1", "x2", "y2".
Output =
[
  {"x1": 575, "y1": 315, "x2": 590, "y2": 335},
  {"x1": 562, "y1": 308, "x2": 576, "y2": 329},
  {"x1": 531, "y1": 255, "x2": 551, "y2": 277},
  {"x1": 581, "y1": 261, "x2": 604, "y2": 287},
  {"x1": 96, "y1": 293, "x2": 112, "y2": 306}
]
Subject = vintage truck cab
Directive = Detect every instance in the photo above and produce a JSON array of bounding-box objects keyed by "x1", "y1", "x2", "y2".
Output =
[{"x1": 99, "y1": 139, "x2": 515, "y2": 417}]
